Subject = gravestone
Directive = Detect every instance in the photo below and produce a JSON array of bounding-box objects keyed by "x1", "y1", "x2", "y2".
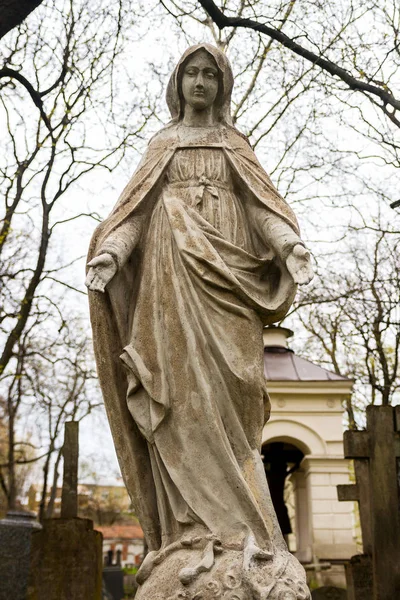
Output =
[
  {"x1": 103, "y1": 549, "x2": 124, "y2": 600},
  {"x1": 0, "y1": 509, "x2": 41, "y2": 600},
  {"x1": 344, "y1": 555, "x2": 373, "y2": 600},
  {"x1": 27, "y1": 421, "x2": 103, "y2": 600},
  {"x1": 103, "y1": 566, "x2": 124, "y2": 600},
  {"x1": 337, "y1": 405, "x2": 400, "y2": 600},
  {"x1": 102, "y1": 579, "x2": 114, "y2": 600},
  {"x1": 27, "y1": 517, "x2": 103, "y2": 599},
  {"x1": 312, "y1": 587, "x2": 347, "y2": 599}
]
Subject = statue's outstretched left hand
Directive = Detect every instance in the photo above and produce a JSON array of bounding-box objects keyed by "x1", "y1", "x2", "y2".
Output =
[{"x1": 286, "y1": 244, "x2": 314, "y2": 285}]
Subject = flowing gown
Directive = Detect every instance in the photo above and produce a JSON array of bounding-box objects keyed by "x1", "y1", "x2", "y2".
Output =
[{"x1": 118, "y1": 138, "x2": 287, "y2": 552}]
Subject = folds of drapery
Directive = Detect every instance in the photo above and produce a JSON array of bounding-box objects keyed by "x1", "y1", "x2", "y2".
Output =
[
  {"x1": 87, "y1": 125, "x2": 300, "y2": 550},
  {"x1": 118, "y1": 191, "x2": 290, "y2": 549}
]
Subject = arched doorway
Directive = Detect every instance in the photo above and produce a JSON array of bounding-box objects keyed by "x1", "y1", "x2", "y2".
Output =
[{"x1": 262, "y1": 441, "x2": 304, "y2": 554}]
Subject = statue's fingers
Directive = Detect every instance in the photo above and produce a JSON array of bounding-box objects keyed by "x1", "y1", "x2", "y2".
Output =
[
  {"x1": 87, "y1": 280, "x2": 98, "y2": 292},
  {"x1": 93, "y1": 274, "x2": 106, "y2": 292},
  {"x1": 293, "y1": 267, "x2": 308, "y2": 285},
  {"x1": 86, "y1": 271, "x2": 104, "y2": 292},
  {"x1": 91, "y1": 280, "x2": 105, "y2": 293},
  {"x1": 298, "y1": 269, "x2": 313, "y2": 286},
  {"x1": 96, "y1": 272, "x2": 108, "y2": 291},
  {"x1": 305, "y1": 263, "x2": 314, "y2": 282},
  {"x1": 85, "y1": 270, "x2": 95, "y2": 288}
]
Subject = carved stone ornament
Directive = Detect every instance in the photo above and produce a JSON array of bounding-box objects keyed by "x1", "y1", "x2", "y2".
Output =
[{"x1": 86, "y1": 43, "x2": 313, "y2": 599}]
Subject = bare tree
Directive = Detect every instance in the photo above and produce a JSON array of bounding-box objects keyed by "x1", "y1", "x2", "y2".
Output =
[
  {"x1": 290, "y1": 222, "x2": 400, "y2": 426},
  {"x1": 0, "y1": 307, "x2": 100, "y2": 515},
  {"x1": 32, "y1": 321, "x2": 101, "y2": 521},
  {"x1": 0, "y1": 0, "x2": 156, "y2": 510}
]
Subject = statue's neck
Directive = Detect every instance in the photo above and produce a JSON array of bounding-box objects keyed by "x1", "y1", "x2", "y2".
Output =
[{"x1": 182, "y1": 105, "x2": 217, "y2": 128}]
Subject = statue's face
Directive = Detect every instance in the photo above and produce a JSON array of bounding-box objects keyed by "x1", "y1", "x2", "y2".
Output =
[{"x1": 181, "y1": 51, "x2": 219, "y2": 111}]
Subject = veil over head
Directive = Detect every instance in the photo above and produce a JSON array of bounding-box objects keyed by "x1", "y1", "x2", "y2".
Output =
[{"x1": 166, "y1": 44, "x2": 234, "y2": 126}]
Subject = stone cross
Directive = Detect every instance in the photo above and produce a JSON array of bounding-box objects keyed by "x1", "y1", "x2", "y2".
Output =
[
  {"x1": 61, "y1": 420, "x2": 79, "y2": 519},
  {"x1": 337, "y1": 405, "x2": 400, "y2": 600},
  {"x1": 27, "y1": 419, "x2": 103, "y2": 600},
  {"x1": 337, "y1": 458, "x2": 371, "y2": 555},
  {"x1": 303, "y1": 555, "x2": 331, "y2": 588}
]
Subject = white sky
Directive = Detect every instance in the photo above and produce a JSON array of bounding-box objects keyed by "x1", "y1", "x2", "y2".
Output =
[{"x1": 2, "y1": 1, "x2": 399, "y2": 487}]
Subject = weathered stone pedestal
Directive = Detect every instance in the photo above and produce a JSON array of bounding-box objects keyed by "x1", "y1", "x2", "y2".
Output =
[
  {"x1": 135, "y1": 543, "x2": 310, "y2": 600},
  {"x1": 27, "y1": 517, "x2": 103, "y2": 600},
  {"x1": 0, "y1": 510, "x2": 42, "y2": 600}
]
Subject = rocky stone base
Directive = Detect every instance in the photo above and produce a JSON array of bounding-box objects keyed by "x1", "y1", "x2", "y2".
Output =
[{"x1": 135, "y1": 538, "x2": 310, "y2": 600}]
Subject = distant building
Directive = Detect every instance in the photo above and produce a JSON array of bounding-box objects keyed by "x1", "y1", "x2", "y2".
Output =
[
  {"x1": 262, "y1": 326, "x2": 357, "y2": 589},
  {"x1": 97, "y1": 524, "x2": 144, "y2": 567}
]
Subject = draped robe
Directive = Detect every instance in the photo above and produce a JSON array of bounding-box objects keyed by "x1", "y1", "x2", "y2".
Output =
[{"x1": 87, "y1": 123, "x2": 303, "y2": 553}]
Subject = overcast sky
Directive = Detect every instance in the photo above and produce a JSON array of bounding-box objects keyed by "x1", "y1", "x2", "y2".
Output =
[{"x1": 3, "y1": 1, "x2": 399, "y2": 488}]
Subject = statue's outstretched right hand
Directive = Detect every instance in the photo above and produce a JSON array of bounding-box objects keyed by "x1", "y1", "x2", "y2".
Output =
[
  {"x1": 286, "y1": 244, "x2": 314, "y2": 286},
  {"x1": 85, "y1": 253, "x2": 118, "y2": 293}
]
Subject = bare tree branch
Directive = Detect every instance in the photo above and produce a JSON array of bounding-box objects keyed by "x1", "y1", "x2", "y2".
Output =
[
  {"x1": 0, "y1": 68, "x2": 53, "y2": 132},
  {"x1": 197, "y1": 0, "x2": 400, "y2": 126},
  {"x1": 0, "y1": 0, "x2": 44, "y2": 40}
]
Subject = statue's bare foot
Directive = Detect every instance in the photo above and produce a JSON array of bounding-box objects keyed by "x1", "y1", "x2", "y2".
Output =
[
  {"x1": 136, "y1": 550, "x2": 158, "y2": 584},
  {"x1": 243, "y1": 533, "x2": 273, "y2": 571}
]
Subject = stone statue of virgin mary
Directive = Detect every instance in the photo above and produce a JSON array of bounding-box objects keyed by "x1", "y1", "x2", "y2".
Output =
[{"x1": 86, "y1": 44, "x2": 313, "y2": 600}]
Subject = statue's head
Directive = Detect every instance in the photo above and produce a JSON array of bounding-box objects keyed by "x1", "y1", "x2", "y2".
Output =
[
  {"x1": 181, "y1": 49, "x2": 219, "y2": 112},
  {"x1": 166, "y1": 44, "x2": 234, "y2": 125}
]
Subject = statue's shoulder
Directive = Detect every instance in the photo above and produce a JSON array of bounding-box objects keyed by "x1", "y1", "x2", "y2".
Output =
[
  {"x1": 223, "y1": 126, "x2": 261, "y2": 166},
  {"x1": 148, "y1": 123, "x2": 179, "y2": 151},
  {"x1": 223, "y1": 126, "x2": 251, "y2": 149},
  {"x1": 223, "y1": 126, "x2": 257, "y2": 160}
]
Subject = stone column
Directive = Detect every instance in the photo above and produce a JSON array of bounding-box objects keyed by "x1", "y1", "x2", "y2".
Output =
[
  {"x1": 302, "y1": 456, "x2": 357, "y2": 562},
  {"x1": 290, "y1": 468, "x2": 312, "y2": 563}
]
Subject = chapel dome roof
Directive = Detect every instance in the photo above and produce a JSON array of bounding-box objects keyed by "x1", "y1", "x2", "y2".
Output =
[{"x1": 263, "y1": 326, "x2": 352, "y2": 382}]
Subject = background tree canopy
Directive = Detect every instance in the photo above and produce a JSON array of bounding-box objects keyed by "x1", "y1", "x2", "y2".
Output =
[{"x1": 0, "y1": 0, "x2": 399, "y2": 510}]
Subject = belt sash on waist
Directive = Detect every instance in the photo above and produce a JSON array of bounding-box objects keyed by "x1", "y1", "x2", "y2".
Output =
[{"x1": 167, "y1": 178, "x2": 232, "y2": 192}]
